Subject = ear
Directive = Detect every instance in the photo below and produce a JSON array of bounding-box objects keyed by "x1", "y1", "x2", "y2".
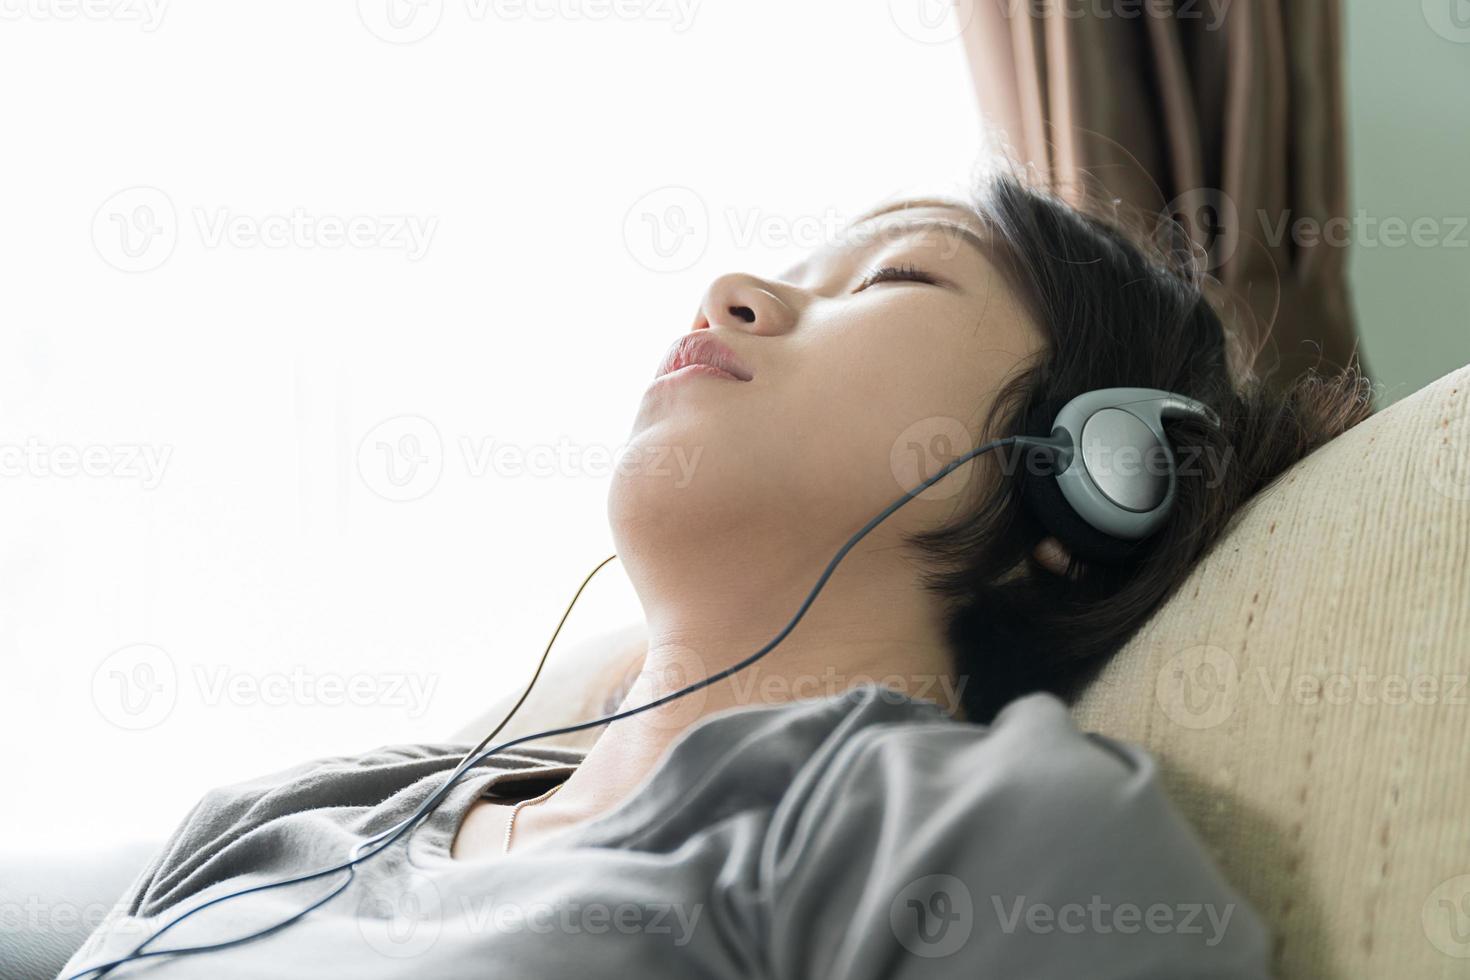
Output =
[{"x1": 1032, "y1": 536, "x2": 1075, "y2": 577}]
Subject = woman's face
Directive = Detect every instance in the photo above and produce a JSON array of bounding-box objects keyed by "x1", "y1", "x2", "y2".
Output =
[{"x1": 609, "y1": 200, "x2": 1045, "y2": 563}]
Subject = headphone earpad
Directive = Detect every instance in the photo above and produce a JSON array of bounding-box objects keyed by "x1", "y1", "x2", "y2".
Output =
[{"x1": 1019, "y1": 401, "x2": 1150, "y2": 567}]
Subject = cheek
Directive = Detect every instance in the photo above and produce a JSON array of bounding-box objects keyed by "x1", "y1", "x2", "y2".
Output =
[
  {"x1": 779, "y1": 343, "x2": 928, "y2": 449},
  {"x1": 805, "y1": 308, "x2": 991, "y2": 428},
  {"x1": 723, "y1": 299, "x2": 1036, "y2": 510},
  {"x1": 764, "y1": 356, "x2": 967, "y2": 508}
]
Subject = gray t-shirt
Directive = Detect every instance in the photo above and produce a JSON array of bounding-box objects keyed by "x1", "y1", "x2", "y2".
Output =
[{"x1": 62, "y1": 686, "x2": 1270, "y2": 978}]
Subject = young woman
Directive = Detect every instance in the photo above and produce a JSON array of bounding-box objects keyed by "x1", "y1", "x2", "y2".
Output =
[{"x1": 64, "y1": 173, "x2": 1369, "y2": 978}]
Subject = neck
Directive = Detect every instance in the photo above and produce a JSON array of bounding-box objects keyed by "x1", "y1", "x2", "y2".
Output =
[{"x1": 529, "y1": 532, "x2": 961, "y2": 835}]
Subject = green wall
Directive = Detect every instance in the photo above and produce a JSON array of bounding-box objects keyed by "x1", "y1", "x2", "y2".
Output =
[{"x1": 1345, "y1": 0, "x2": 1470, "y2": 403}]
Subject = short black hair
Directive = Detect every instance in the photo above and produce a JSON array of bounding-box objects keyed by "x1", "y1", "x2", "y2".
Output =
[{"x1": 907, "y1": 172, "x2": 1373, "y2": 722}]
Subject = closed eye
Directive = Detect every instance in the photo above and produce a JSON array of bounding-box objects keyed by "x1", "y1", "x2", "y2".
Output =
[{"x1": 854, "y1": 263, "x2": 944, "y2": 292}]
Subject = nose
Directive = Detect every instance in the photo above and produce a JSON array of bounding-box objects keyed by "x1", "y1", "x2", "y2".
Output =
[{"x1": 696, "y1": 273, "x2": 797, "y2": 336}]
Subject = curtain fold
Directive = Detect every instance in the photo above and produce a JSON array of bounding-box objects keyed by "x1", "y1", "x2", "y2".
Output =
[{"x1": 962, "y1": 0, "x2": 1363, "y2": 384}]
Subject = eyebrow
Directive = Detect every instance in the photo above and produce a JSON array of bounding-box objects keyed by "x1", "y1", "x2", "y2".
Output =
[
  {"x1": 777, "y1": 202, "x2": 996, "y2": 283},
  {"x1": 864, "y1": 218, "x2": 994, "y2": 265}
]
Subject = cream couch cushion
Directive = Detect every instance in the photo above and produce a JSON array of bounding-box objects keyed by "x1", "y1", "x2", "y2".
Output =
[{"x1": 1072, "y1": 364, "x2": 1470, "y2": 979}]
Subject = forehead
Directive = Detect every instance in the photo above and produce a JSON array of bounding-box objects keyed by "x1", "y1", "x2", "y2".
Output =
[{"x1": 849, "y1": 197, "x2": 984, "y2": 234}]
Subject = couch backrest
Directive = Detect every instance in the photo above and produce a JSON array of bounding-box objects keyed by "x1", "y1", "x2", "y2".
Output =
[{"x1": 1072, "y1": 365, "x2": 1470, "y2": 979}]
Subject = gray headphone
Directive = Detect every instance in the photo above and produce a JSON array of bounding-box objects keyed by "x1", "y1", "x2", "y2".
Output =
[{"x1": 1021, "y1": 387, "x2": 1223, "y2": 564}]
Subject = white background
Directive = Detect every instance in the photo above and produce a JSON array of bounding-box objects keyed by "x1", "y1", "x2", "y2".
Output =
[{"x1": 0, "y1": 0, "x2": 986, "y2": 849}]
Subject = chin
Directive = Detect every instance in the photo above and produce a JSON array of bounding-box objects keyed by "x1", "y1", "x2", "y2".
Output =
[{"x1": 606, "y1": 431, "x2": 761, "y2": 550}]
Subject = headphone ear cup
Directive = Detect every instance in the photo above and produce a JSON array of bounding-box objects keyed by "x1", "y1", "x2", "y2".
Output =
[{"x1": 1019, "y1": 401, "x2": 1150, "y2": 567}]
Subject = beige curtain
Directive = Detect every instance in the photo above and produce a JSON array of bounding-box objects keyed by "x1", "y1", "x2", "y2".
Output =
[{"x1": 961, "y1": 0, "x2": 1364, "y2": 384}]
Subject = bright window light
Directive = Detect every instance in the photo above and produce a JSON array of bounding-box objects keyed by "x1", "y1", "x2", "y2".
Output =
[{"x1": 0, "y1": 1, "x2": 987, "y2": 848}]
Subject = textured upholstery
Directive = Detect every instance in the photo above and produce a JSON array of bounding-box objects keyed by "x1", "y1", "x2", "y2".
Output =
[
  {"x1": 0, "y1": 841, "x2": 158, "y2": 980},
  {"x1": 1071, "y1": 364, "x2": 1470, "y2": 978}
]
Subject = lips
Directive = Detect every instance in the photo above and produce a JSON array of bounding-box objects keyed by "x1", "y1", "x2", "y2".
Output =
[{"x1": 653, "y1": 333, "x2": 754, "y2": 382}]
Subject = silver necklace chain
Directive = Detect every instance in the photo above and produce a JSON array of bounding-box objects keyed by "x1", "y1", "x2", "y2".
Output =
[{"x1": 502, "y1": 781, "x2": 564, "y2": 855}]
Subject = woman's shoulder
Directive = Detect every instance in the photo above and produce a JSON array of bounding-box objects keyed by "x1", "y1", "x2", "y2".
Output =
[
  {"x1": 639, "y1": 682, "x2": 1140, "y2": 810},
  {"x1": 767, "y1": 684, "x2": 1156, "y2": 824},
  {"x1": 185, "y1": 739, "x2": 582, "y2": 830},
  {"x1": 756, "y1": 685, "x2": 1271, "y2": 975},
  {"x1": 127, "y1": 741, "x2": 579, "y2": 912},
  {"x1": 838, "y1": 684, "x2": 1153, "y2": 790},
  {"x1": 603, "y1": 682, "x2": 1156, "y2": 861},
  {"x1": 192, "y1": 742, "x2": 473, "y2": 813}
]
